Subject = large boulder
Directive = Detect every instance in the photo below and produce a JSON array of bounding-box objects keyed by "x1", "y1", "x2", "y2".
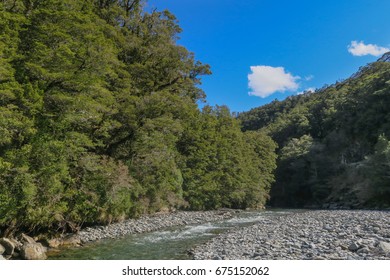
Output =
[
  {"x1": 61, "y1": 235, "x2": 81, "y2": 247},
  {"x1": 0, "y1": 244, "x2": 5, "y2": 255},
  {"x1": 0, "y1": 238, "x2": 15, "y2": 256},
  {"x1": 19, "y1": 233, "x2": 47, "y2": 260},
  {"x1": 42, "y1": 235, "x2": 81, "y2": 249},
  {"x1": 21, "y1": 243, "x2": 47, "y2": 260}
]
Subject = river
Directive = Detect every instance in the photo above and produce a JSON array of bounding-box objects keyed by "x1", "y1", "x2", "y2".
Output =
[{"x1": 48, "y1": 209, "x2": 297, "y2": 260}]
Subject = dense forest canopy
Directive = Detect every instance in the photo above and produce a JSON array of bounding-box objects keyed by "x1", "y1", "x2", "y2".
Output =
[
  {"x1": 0, "y1": 0, "x2": 277, "y2": 236},
  {"x1": 2, "y1": 0, "x2": 389, "y2": 238},
  {"x1": 239, "y1": 53, "x2": 390, "y2": 209}
]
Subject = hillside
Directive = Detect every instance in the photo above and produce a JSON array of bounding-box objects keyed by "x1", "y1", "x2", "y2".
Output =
[{"x1": 239, "y1": 53, "x2": 390, "y2": 209}]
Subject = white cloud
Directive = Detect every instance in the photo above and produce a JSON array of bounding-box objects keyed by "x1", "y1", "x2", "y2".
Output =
[
  {"x1": 348, "y1": 41, "x2": 390, "y2": 57},
  {"x1": 248, "y1": 66, "x2": 300, "y2": 98},
  {"x1": 304, "y1": 75, "x2": 314, "y2": 81},
  {"x1": 297, "y1": 87, "x2": 315, "y2": 95}
]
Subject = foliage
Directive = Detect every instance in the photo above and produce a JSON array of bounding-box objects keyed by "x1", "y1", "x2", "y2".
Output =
[
  {"x1": 0, "y1": 0, "x2": 277, "y2": 235},
  {"x1": 179, "y1": 106, "x2": 277, "y2": 210}
]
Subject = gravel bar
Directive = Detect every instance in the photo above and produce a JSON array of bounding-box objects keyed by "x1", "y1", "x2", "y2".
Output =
[{"x1": 192, "y1": 210, "x2": 390, "y2": 260}]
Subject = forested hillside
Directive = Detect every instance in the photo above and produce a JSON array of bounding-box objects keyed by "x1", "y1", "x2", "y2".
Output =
[
  {"x1": 0, "y1": 0, "x2": 277, "y2": 236},
  {"x1": 239, "y1": 53, "x2": 390, "y2": 209}
]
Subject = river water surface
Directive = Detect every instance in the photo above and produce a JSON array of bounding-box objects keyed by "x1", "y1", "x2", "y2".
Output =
[{"x1": 48, "y1": 210, "x2": 297, "y2": 260}]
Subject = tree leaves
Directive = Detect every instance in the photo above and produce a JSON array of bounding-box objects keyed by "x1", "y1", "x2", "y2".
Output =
[{"x1": 0, "y1": 0, "x2": 276, "y2": 234}]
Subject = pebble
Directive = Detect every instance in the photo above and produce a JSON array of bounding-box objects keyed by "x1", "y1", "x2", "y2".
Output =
[
  {"x1": 348, "y1": 242, "x2": 360, "y2": 252},
  {"x1": 192, "y1": 210, "x2": 390, "y2": 260}
]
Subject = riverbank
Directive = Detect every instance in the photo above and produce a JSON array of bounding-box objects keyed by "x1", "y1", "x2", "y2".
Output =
[
  {"x1": 1, "y1": 210, "x2": 235, "y2": 260},
  {"x1": 192, "y1": 210, "x2": 390, "y2": 260},
  {"x1": 75, "y1": 210, "x2": 235, "y2": 244}
]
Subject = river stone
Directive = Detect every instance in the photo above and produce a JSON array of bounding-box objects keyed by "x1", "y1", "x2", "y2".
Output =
[
  {"x1": 21, "y1": 233, "x2": 36, "y2": 244},
  {"x1": 348, "y1": 242, "x2": 360, "y2": 252},
  {"x1": 0, "y1": 238, "x2": 15, "y2": 256},
  {"x1": 61, "y1": 235, "x2": 81, "y2": 247},
  {"x1": 192, "y1": 210, "x2": 390, "y2": 260},
  {"x1": 357, "y1": 247, "x2": 370, "y2": 254},
  {"x1": 46, "y1": 238, "x2": 62, "y2": 248},
  {"x1": 0, "y1": 255, "x2": 6, "y2": 260},
  {"x1": 21, "y1": 243, "x2": 47, "y2": 260},
  {"x1": 323, "y1": 225, "x2": 333, "y2": 231},
  {"x1": 337, "y1": 233, "x2": 347, "y2": 239},
  {"x1": 378, "y1": 242, "x2": 390, "y2": 254},
  {"x1": 0, "y1": 244, "x2": 5, "y2": 255}
]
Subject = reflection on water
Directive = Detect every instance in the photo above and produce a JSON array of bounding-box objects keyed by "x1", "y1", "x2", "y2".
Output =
[{"x1": 48, "y1": 209, "x2": 297, "y2": 260}]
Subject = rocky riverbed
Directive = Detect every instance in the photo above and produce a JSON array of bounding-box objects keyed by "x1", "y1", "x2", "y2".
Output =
[
  {"x1": 76, "y1": 210, "x2": 234, "y2": 244},
  {"x1": 1, "y1": 210, "x2": 234, "y2": 260},
  {"x1": 192, "y1": 210, "x2": 390, "y2": 260}
]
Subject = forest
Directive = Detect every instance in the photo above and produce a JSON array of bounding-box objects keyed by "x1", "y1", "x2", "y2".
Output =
[
  {"x1": 1, "y1": 0, "x2": 390, "y2": 238},
  {"x1": 239, "y1": 53, "x2": 390, "y2": 209},
  {"x1": 0, "y1": 0, "x2": 276, "y2": 235}
]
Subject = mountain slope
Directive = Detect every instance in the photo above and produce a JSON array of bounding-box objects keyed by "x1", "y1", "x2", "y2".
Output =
[{"x1": 239, "y1": 53, "x2": 390, "y2": 208}]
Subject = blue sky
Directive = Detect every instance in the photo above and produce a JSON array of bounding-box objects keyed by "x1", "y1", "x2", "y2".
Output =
[{"x1": 147, "y1": 0, "x2": 390, "y2": 113}]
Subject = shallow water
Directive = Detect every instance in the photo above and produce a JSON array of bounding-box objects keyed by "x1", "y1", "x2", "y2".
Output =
[{"x1": 48, "y1": 209, "x2": 297, "y2": 260}]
